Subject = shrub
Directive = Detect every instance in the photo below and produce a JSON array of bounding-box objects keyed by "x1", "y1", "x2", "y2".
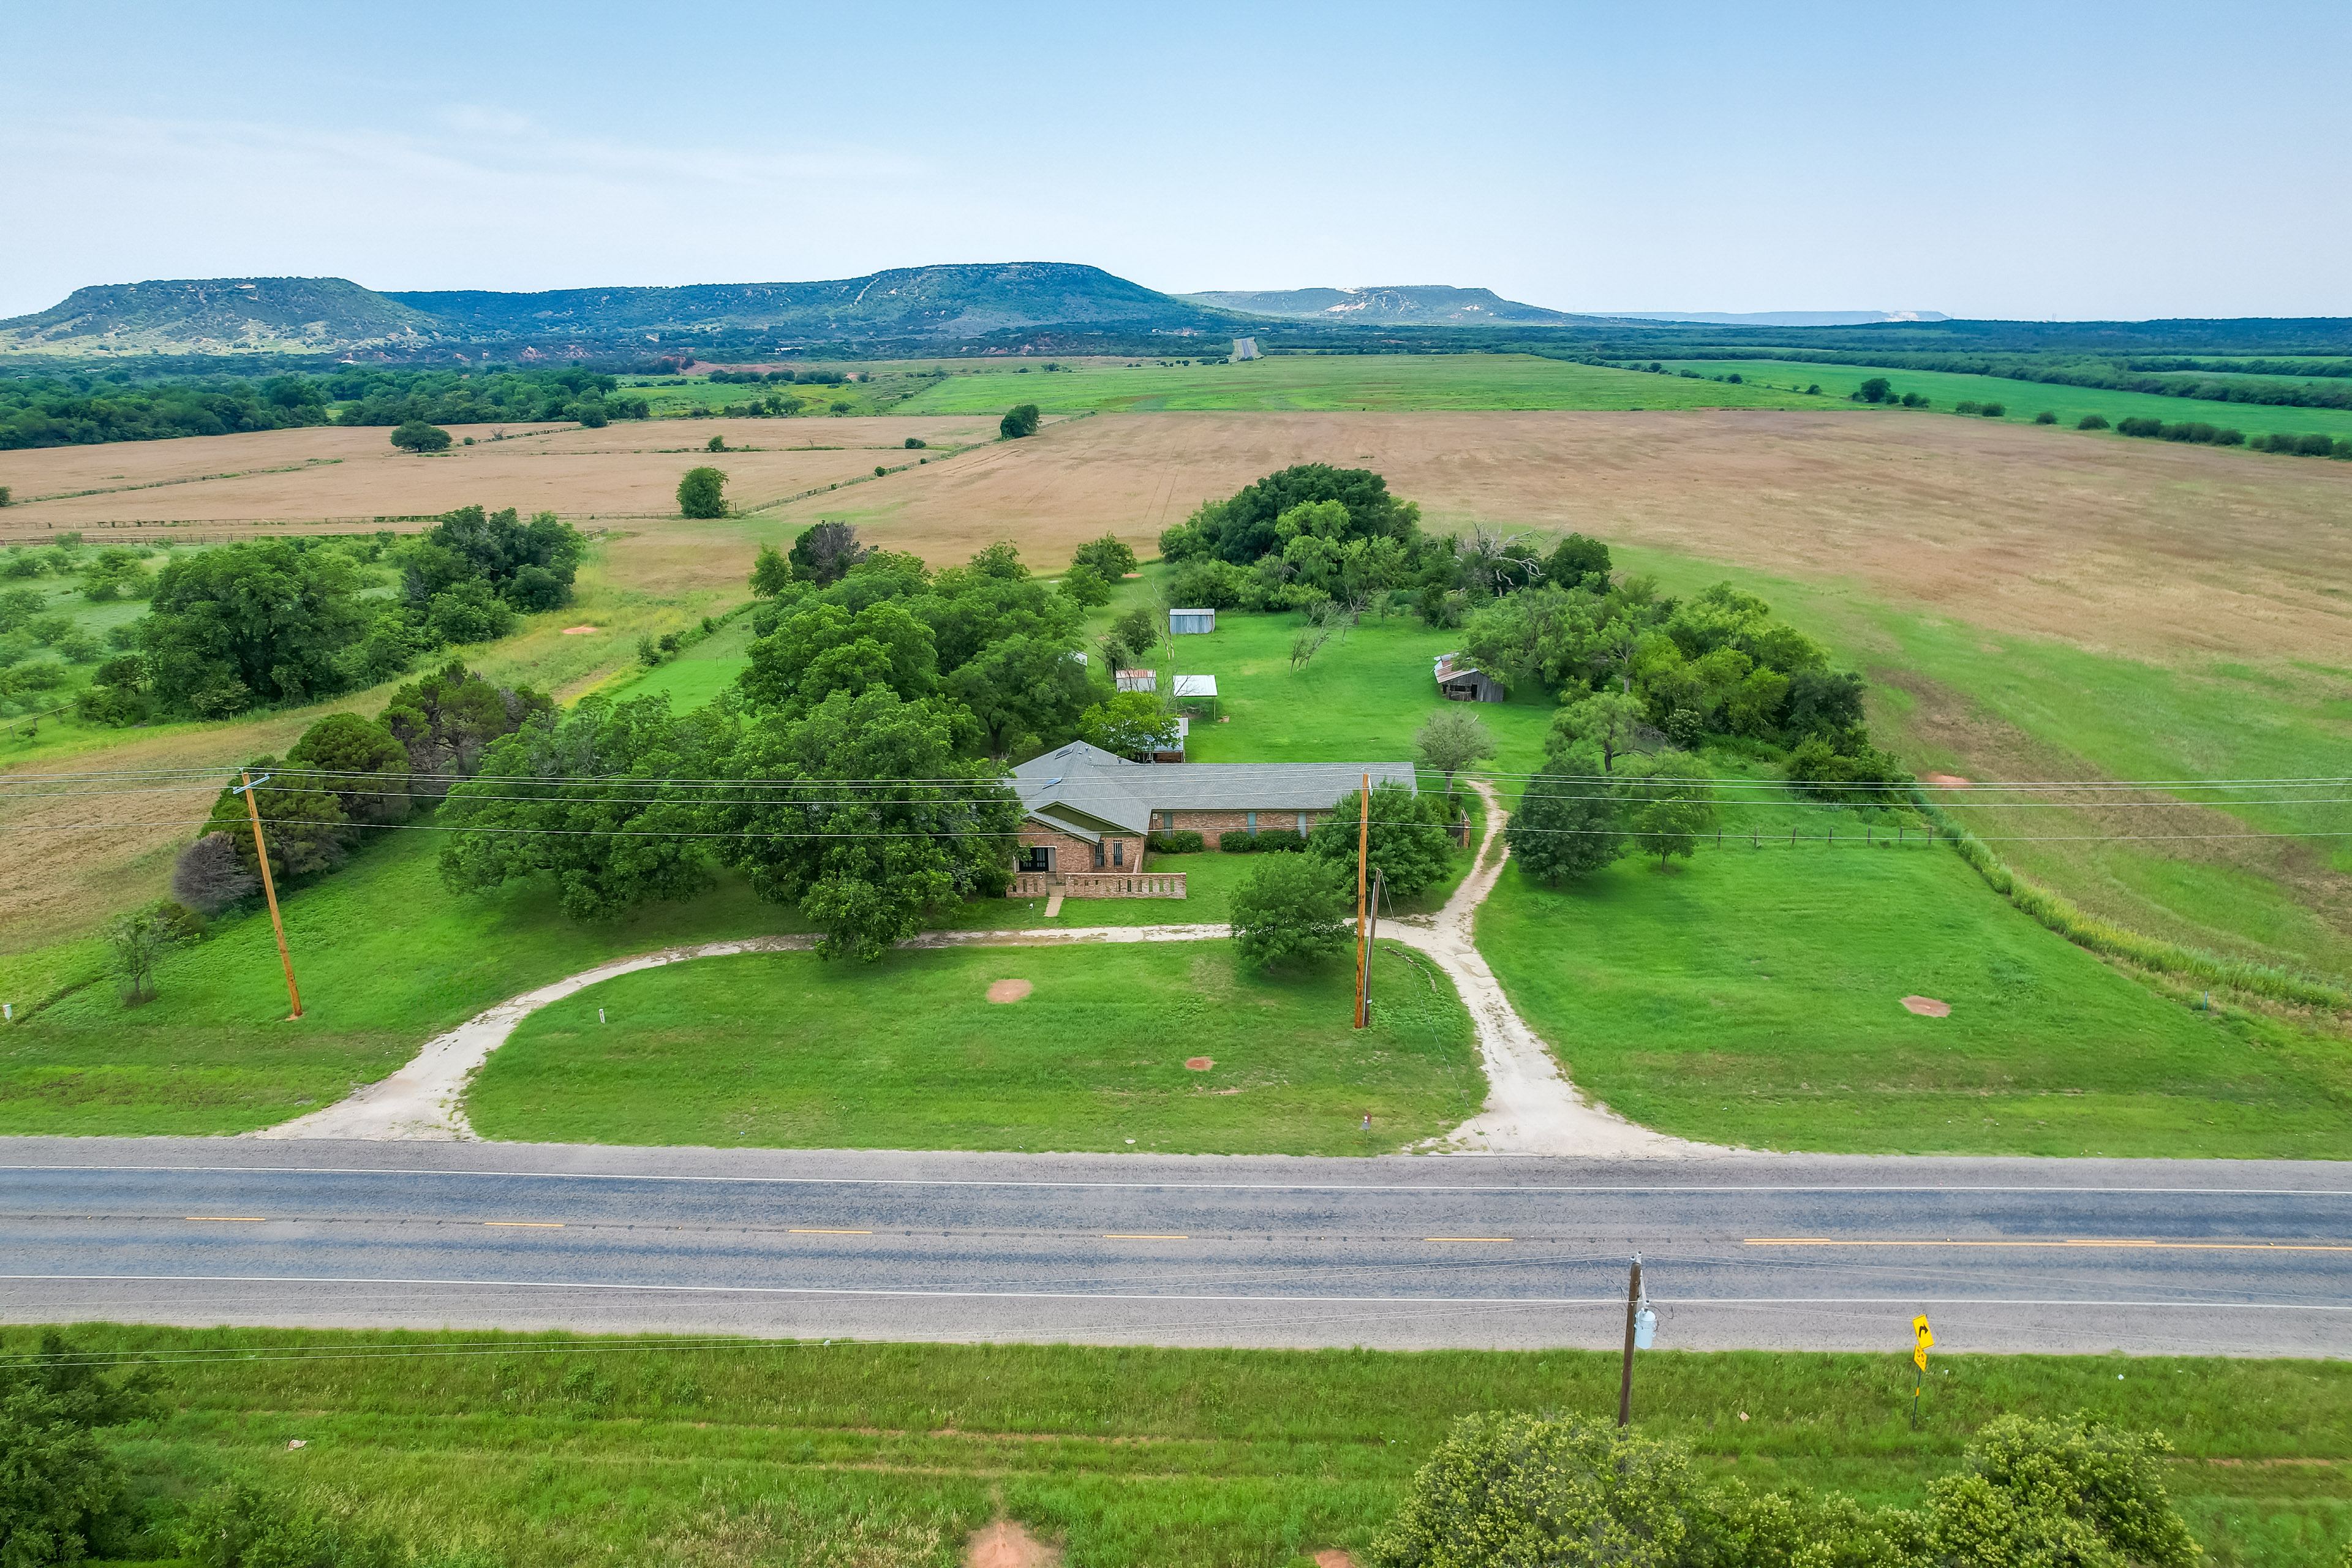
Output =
[
  {"x1": 677, "y1": 466, "x2": 728, "y2": 518},
  {"x1": 2034, "y1": 410, "x2": 2056, "y2": 424},
  {"x1": 1954, "y1": 401, "x2": 1981, "y2": 415},
  {"x1": 904, "y1": 436, "x2": 926, "y2": 449},
  {"x1": 1507, "y1": 761, "x2": 1624, "y2": 883},
  {"x1": 2116, "y1": 416, "x2": 2164, "y2": 437},
  {"x1": 1370, "y1": 1411, "x2": 1709, "y2": 1568},
  {"x1": 2077, "y1": 413, "x2": 2110, "y2": 429},
  {"x1": 1251, "y1": 827, "x2": 1306, "y2": 851},
  {"x1": 1147, "y1": 829, "x2": 1205, "y2": 856},
  {"x1": 172, "y1": 831, "x2": 259, "y2": 914},
  {"x1": 1901, "y1": 392, "x2": 1928, "y2": 407},
  {"x1": 2296, "y1": 432, "x2": 2335, "y2": 456},
  {"x1": 1979, "y1": 402, "x2": 2005, "y2": 417},
  {"x1": 1228, "y1": 852, "x2": 1353, "y2": 970},
  {"x1": 998, "y1": 402, "x2": 1041, "y2": 439},
  {"x1": 1218, "y1": 829, "x2": 1256, "y2": 853},
  {"x1": 1925, "y1": 1412, "x2": 2201, "y2": 1568}
]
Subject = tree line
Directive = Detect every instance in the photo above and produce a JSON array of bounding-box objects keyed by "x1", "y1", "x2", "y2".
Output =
[
  {"x1": 75, "y1": 505, "x2": 584, "y2": 724},
  {"x1": 434, "y1": 529, "x2": 1159, "y2": 959},
  {"x1": 0, "y1": 365, "x2": 654, "y2": 451}
]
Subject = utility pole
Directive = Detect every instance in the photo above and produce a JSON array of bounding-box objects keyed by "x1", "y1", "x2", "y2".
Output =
[
  {"x1": 236, "y1": 772, "x2": 303, "y2": 1020},
  {"x1": 1616, "y1": 1252, "x2": 1644, "y2": 1427},
  {"x1": 1357, "y1": 869, "x2": 1384, "y2": 1027},
  {"x1": 1353, "y1": 771, "x2": 1370, "y2": 1028}
]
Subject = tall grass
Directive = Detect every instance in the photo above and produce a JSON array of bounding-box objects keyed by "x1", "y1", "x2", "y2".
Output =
[{"x1": 1912, "y1": 792, "x2": 2352, "y2": 1013}]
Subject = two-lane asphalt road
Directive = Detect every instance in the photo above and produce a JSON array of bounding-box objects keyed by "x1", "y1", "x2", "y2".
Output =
[{"x1": 3, "y1": 1139, "x2": 2345, "y2": 1356}]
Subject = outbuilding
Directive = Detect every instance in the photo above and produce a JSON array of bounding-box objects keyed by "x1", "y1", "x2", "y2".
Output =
[
  {"x1": 1434, "y1": 652, "x2": 1507, "y2": 703},
  {"x1": 1169, "y1": 608, "x2": 1216, "y2": 635}
]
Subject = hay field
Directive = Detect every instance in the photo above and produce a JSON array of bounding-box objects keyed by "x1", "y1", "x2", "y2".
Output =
[
  {"x1": 0, "y1": 415, "x2": 1002, "y2": 528},
  {"x1": 786, "y1": 409, "x2": 2352, "y2": 669}
]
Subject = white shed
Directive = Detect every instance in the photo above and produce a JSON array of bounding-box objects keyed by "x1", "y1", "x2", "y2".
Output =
[{"x1": 1169, "y1": 608, "x2": 1216, "y2": 635}]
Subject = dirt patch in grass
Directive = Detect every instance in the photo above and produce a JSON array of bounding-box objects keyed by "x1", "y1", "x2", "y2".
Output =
[
  {"x1": 986, "y1": 978, "x2": 1033, "y2": 1003},
  {"x1": 967, "y1": 1520, "x2": 1061, "y2": 1567},
  {"x1": 1901, "y1": 996, "x2": 1951, "y2": 1016}
]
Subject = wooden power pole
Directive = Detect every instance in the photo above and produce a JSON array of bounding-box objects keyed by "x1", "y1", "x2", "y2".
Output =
[
  {"x1": 1353, "y1": 771, "x2": 1370, "y2": 1028},
  {"x1": 237, "y1": 771, "x2": 303, "y2": 1020},
  {"x1": 1617, "y1": 1253, "x2": 1643, "y2": 1427}
]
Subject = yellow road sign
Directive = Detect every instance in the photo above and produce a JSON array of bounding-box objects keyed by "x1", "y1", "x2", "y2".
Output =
[{"x1": 1913, "y1": 1314, "x2": 1934, "y2": 1370}]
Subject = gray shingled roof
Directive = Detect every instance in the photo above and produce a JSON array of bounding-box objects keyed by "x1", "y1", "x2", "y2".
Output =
[{"x1": 1012, "y1": 741, "x2": 1414, "y2": 833}]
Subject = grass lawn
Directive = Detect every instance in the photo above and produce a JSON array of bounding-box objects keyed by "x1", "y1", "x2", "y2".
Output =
[
  {"x1": 36, "y1": 1325, "x2": 2351, "y2": 1568},
  {"x1": 1476, "y1": 774, "x2": 2352, "y2": 1158},
  {"x1": 0, "y1": 831, "x2": 807, "y2": 1136},
  {"x1": 1661, "y1": 358, "x2": 2352, "y2": 442},
  {"x1": 900, "y1": 353, "x2": 1836, "y2": 415},
  {"x1": 469, "y1": 939, "x2": 1479, "y2": 1155}
]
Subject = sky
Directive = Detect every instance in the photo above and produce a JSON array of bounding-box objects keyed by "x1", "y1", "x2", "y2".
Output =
[{"x1": 4, "y1": 0, "x2": 2347, "y2": 323}]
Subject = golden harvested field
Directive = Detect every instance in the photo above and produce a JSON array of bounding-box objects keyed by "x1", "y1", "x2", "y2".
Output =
[
  {"x1": 0, "y1": 415, "x2": 1003, "y2": 529},
  {"x1": 782, "y1": 409, "x2": 2352, "y2": 669}
]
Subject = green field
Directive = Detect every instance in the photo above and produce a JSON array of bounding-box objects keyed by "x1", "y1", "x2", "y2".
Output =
[
  {"x1": 1662, "y1": 359, "x2": 2352, "y2": 442},
  {"x1": 1476, "y1": 782, "x2": 2352, "y2": 1157},
  {"x1": 898, "y1": 354, "x2": 1835, "y2": 413},
  {"x1": 32, "y1": 1325, "x2": 2350, "y2": 1568},
  {"x1": 471, "y1": 940, "x2": 1479, "y2": 1153},
  {"x1": 1610, "y1": 542, "x2": 2352, "y2": 984}
]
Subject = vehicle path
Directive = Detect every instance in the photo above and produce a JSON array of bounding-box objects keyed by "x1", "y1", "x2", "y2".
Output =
[{"x1": 255, "y1": 782, "x2": 1698, "y2": 1156}]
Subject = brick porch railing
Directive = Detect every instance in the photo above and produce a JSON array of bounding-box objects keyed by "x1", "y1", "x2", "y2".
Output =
[
  {"x1": 1011, "y1": 872, "x2": 1051, "y2": 897},
  {"x1": 1060, "y1": 871, "x2": 1187, "y2": 899}
]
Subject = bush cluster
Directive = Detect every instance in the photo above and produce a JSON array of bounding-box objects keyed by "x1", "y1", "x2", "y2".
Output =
[
  {"x1": 1146, "y1": 829, "x2": 1205, "y2": 855},
  {"x1": 1370, "y1": 1409, "x2": 2203, "y2": 1568},
  {"x1": 1219, "y1": 827, "x2": 1306, "y2": 853}
]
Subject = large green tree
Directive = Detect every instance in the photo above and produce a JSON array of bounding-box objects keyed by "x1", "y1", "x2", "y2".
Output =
[
  {"x1": 1548, "y1": 690, "x2": 1652, "y2": 773},
  {"x1": 141, "y1": 539, "x2": 370, "y2": 714},
  {"x1": 1622, "y1": 752, "x2": 1719, "y2": 867},
  {"x1": 439, "y1": 696, "x2": 717, "y2": 921},
  {"x1": 1413, "y1": 707, "x2": 1498, "y2": 799},
  {"x1": 0, "y1": 1332, "x2": 159, "y2": 1567},
  {"x1": 199, "y1": 758, "x2": 350, "y2": 882},
  {"x1": 1305, "y1": 780, "x2": 1455, "y2": 900},
  {"x1": 402, "y1": 505, "x2": 584, "y2": 612},
  {"x1": 1229, "y1": 852, "x2": 1355, "y2": 971},
  {"x1": 1504, "y1": 754, "x2": 1625, "y2": 884},
  {"x1": 945, "y1": 633, "x2": 1096, "y2": 759},
  {"x1": 284, "y1": 711, "x2": 412, "y2": 824},
  {"x1": 710, "y1": 688, "x2": 1020, "y2": 959},
  {"x1": 379, "y1": 661, "x2": 552, "y2": 798},
  {"x1": 738, "y1": 599, "x2": 941, "y2": 712},
  {"x1": 1162, "y1": 463, "x2": 1422, "y2": 566}
]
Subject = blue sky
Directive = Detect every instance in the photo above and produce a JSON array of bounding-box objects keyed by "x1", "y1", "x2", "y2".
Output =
[{"x1": 4, "y1": 0, "x2": 2345, "y2": 322}]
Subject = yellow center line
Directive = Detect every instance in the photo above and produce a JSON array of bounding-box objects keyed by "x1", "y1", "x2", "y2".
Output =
[
  {"x1": 790, "y1": 1229, "x2": 873, "y2": 1235},
  {"x1": 185, "y1": 1216, "x2": 267, "y2": 1223},
  {"x1": 1102, "y1": 1234, "x2": 1189, "y2": 1240},
  {"x1": 1426, "y1": 1237, "x2": 1515, "y2": 1243},
  {"x1": 482, "y1": 1221, "x2": 564, "y2": 1228},
  {"x1": 1745, "y1": 1237, "x2": 2352, "y2": 1252}
]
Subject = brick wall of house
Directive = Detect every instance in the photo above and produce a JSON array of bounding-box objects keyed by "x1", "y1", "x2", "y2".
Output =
[{"x1": 1015, "y1": 824, "x2": 1145, "y2": 879}]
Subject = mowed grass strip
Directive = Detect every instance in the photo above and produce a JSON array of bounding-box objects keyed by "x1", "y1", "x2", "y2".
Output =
[
  {"x1": 39, "y1": 1325, "x2": 2352, "y2": 1568},
  {"x1": 1477, "y1": 789, "x2": 2352, "y2": 1158},
  {"x1": 900, "y1": 353, "x2": 1835, "y2": 414},
  {"x1": 469, "y1": 941, "x2": 1480, "y2": 1155}
]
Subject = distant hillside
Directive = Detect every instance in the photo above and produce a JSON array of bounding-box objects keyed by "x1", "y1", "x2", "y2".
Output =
[
  {"x1": 0, "y1": 276, "x2": 459, "y2": 358},
  {"x1": 0, "y1": 264, "x2": 1246, "y2": 361},
  {"x1": 388, "y1": 262, "x2": 1242, "y2": 343},
  {"x1": 1604, "y1": 309, "x2": 1952, "y2": 326},
  {"x1": 1177, "y1": 285, "x2": 1588, "y2": 326}
]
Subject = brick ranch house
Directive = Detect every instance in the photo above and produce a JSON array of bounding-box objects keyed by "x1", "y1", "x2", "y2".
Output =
[{"x1": 1008, "y1": 741, "x2": 1415, "y2": 899}]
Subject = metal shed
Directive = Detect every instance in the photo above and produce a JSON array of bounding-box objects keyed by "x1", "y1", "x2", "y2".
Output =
[{"x1": 1169, "y1": 608, "x2": 1216, "y2": 635}]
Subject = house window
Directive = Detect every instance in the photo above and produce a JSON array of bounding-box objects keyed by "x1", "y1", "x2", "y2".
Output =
[
  {"x1": 1092, "y1": 841, "x2": 1106, "y2": 869},
  {"x1": 1113, "y1": 839, "x2": 1125, "y2": 867},
  {"x1": 1019, "y1": 845, "x2": 1052, "y2": 873},
  {"x1": 1246, "y1": 810, "x2": 1257, "y2": 836}
]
